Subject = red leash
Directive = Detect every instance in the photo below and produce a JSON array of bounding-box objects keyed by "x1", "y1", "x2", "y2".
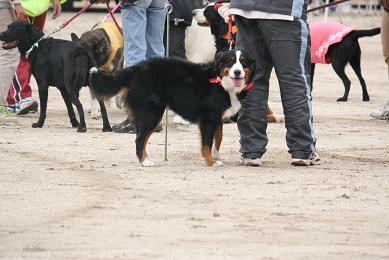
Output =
[
  {"x1": 61, "y1": 3, "x2": 94, "y2": 29},
  {"x1": 106, "y1": 2, "x2": 123, "y2": 35}
]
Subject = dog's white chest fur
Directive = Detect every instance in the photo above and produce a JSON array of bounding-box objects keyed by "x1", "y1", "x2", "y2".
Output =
[{"x1": 223, "y1": 92, "x2": 241, "y2": 119}]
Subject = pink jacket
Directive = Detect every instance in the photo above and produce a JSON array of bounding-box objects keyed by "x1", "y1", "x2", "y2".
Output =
[{"x1": 310, "y1": 22, "x2": 354, "y2": 64}]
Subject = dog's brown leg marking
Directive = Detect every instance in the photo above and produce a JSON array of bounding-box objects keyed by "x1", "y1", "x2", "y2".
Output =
[
  {"x1": 266, "y1": 106, "x2": 277, "y2": 123},
  {"x1": 214, "y1": 125, "x2": 223, "y2": 152},
  {"x1": 139, "y1": 115, "x2": 163, "y2": 163},
  {"x1": 201, "y1": 145, "x2": 217, "y2": 166},
  {"x1": 139, "y1": 131, "x2": 153, "y2": 163}
]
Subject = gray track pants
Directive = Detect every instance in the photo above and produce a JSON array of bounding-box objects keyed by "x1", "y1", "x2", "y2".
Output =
[
  {"x1": 0, "y1": 8, "x2": 18, "y2": 106},
  {"x1": 236, "y1": 17, "x2": 317, "y2": 160}
]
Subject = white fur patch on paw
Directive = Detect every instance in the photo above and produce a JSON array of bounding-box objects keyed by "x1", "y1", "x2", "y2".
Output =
[
  {"x1": 213, "y1": 161, "x2": 223, "y2": 167},
  {"x1": 89, "y1": 67, "x2": 98, "y2": 73},
  {"x1": 212, "y1": 148, "x2": 221, "y2": 161},
  {"x1": 141, "y1": 159, "x2": 156, "y2": 167}
]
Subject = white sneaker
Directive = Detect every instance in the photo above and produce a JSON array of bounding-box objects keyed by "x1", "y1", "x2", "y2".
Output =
[
  {"x1": 291, "y1": 152, "x2": 321, "y2": 166},
  {"x1": 17, "y1": 98, "x2": 38, "y2": 115},
  {"x1": 370, "y1": 104, "x2": 389, "y2": 120},
  {"x1": 241, "y1": 156, "x2": 262, "y2": 166}
]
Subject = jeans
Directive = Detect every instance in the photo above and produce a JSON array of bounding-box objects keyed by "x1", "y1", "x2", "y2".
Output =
[{"x1": 121, "y1": 0, "x2": 167, "y2": 67}]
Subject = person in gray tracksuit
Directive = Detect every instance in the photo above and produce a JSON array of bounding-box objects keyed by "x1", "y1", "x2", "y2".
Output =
[{"x1": 220, "y1": 0, "x2": 319, "y2": 166}]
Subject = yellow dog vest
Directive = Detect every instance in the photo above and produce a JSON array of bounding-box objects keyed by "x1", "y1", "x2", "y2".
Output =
[{"x1": 94, "y1": 20, "x2": 123, "y2": 72}]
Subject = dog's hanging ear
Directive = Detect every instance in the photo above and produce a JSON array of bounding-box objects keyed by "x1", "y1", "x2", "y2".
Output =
[
  {"x1": 213, "y1": 52, "x2": 225, "y2": 77},
  {"x1": 241, "y1": 50, "x2": 256, "y2": 83},
  {"x1": 71, "y1": 33, "x2": 80, "y2": 42}
]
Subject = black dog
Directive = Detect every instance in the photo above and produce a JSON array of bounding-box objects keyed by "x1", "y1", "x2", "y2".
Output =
[
  {"x1": 310, "y1": 22, "x2": 380, "y2": 102},
  {"x1": 90, "y1": 50, "x2": 255, "y2": 167},
  {"x1": 0, "y1": 21, "x2": 111, "y2": 132}
]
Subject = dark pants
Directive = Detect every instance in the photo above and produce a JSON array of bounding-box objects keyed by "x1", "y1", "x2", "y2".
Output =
[
  {"x1": 236, "y1": 17, "x2": 317, "y2": 160},
  {"x1": 164, "y1": 22, "x2": 187, "y2": 59}
]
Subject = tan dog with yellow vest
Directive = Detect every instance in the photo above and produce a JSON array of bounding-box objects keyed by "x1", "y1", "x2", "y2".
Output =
[{"x1": 71, "y1": 20, "x2": 124, "y2": 119}]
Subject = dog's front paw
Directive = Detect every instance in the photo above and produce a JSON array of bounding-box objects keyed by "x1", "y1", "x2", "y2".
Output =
[
  {"x1": 337, "y1": 97, "x2": 347, "y2": 102},
  {"x1": 32, "y1": 122, "x2": 43, "y2": 128},
  {"x1": 363, "y1": 96, "x2": 370, "y2": 102},
  {"x1": 141, "y1": 158, "x2": 156, "y2": 167},
  {"x1": 212, "y1": 148, "x2": 222, "y2": 161},
  {"x1": 213, "y1": 161, "x2": 223, "y2": 167},
  {"x1": 77, "y1": 126, "x2": 87, "y2": 133},
  {"x1": 102, "y1": 126, "x2": 112, "y2": 132}
]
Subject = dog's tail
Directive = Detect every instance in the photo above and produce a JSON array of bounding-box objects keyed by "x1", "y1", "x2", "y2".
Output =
[
  {"x1": 89, "y1": 67, "x2": 129, "y2": 99},
  {"x1": 353, "y1": 27, "x2": 381, "y2": 39}
]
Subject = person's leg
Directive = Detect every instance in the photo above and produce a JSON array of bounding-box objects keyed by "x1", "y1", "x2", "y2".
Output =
[
  {"x1": 260, "y1": 19, "x2": 317, "y2": 164},
  {"x1": 236, "y1": 16, "x2": 273, "y2": 165},
  {"x1": 0, "y1": 8, "x2": 19, "y2": 116},
  {"x1": 121, "y1": 0, "x2": 150, "y2": 67},
  {"x1": 371, "y1": 10, "x2": 389, "y2": 120},
  {"x1": 145, "y1": 0, "x2": 167, "y2": 59},
  {"x1": 166, "y1": 22, "x2": 187, "y2": 59},
  {"x1": 7, "y1": 12, "x2": 46, "y2": 115}
]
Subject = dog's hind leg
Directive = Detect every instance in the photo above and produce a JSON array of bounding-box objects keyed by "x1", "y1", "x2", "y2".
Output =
[
  {"x1": 212, "y1": 124, "x2": 223, "y2": 161},
  {"x1": 97, "y1": 98, "x2": 112, "y2": 132},
  {"x1": 200, "y1": 120, "x2": 222, "y2": 167},
  {"x1": 135, "y1": 109, "x2": 164, "y2": 167},
  {"x1": 69, "y1": 93, "x2": 87, "y2": 132},
  {"x1": 59, "y1": 88, "x2": 79, "y2": 128},
  {"x1": 350, "y1": 52, "x2": 369, "y2": 101},
  {"x1": 332, "y1": 59, "x2": 351, "y2": 102},
  {"x1": 32, "y1": 85, "x2": 48, "y2": 128}
]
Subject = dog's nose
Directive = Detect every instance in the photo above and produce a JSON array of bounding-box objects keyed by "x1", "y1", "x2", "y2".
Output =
[{"x1": 234, "y1": 70, "x2": 242, "y2": 77}]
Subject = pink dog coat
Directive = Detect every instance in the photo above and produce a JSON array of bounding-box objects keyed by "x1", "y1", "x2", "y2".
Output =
[{"x1": 310, "y1": 22, "x2": 354, "y2": 64}]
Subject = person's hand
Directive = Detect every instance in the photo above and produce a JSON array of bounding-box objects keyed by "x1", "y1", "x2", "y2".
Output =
[
  {"x1": 13, "y1": 4, "x2": 27, "y2": 21},
  {"x1": 52, "y1": 0, "x2": 61, "y2": 19},
  {"x1": 217, "y1": 2, "x2": 231, "y2": 23}
]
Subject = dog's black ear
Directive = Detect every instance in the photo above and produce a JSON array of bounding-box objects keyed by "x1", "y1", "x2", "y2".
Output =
[
  {"x1": 71, "y1": 33, "x2": 80, "y2": 42},
  {"x1": 213, "y1": 52, "x2": 225, "y2": 76},
  {"x1": 242, "y1": 51, "x2": 256, "y2": 83}
]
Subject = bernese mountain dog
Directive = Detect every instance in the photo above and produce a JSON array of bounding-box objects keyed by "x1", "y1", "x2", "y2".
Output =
[{"x1": 89, "y1": 50, "x2": 255, "y2": 167}]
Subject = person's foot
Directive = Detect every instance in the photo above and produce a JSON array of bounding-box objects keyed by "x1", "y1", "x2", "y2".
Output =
[
  {"x1": 240, "y1": 156, "x2": 262, "y2": 166},
  {"x1": 7, "y1": 103, "x2": 20, "y2": 113},
  {"x1": 112, "y1": 118, "x2": 136, "y2": 133},
  {"x1": 17, "y1": 98, "x2": 38, "y2": 115},
  {"x1": 370, "y1": 106, "x2": 389, "y2": 120},
  {"x1": 0, "y1": 105, "x2": 10, "y2": 117},
  {"x1": 112, "y1": 119, "x2": 163, "y2": 134},
  {"x1": 291, "y1": 152, "x2": 321, "y2": 166}
]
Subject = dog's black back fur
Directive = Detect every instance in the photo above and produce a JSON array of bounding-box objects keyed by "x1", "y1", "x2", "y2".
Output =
[{"x1": 0, "y1": 21, "x2": 111, "y2": 132}]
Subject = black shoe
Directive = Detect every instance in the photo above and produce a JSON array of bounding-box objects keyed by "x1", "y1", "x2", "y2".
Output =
[
  {"x1": 154, "y1": 124, "x2": 163, "y2": 132},
  {"x1": 112, "y1": 119, "x2": 136, "y2": 134}
]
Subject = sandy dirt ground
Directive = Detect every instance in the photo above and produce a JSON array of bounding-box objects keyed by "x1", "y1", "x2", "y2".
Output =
[{"x1": 1, "y1": 10, "x2": 389, "y2": 260}]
